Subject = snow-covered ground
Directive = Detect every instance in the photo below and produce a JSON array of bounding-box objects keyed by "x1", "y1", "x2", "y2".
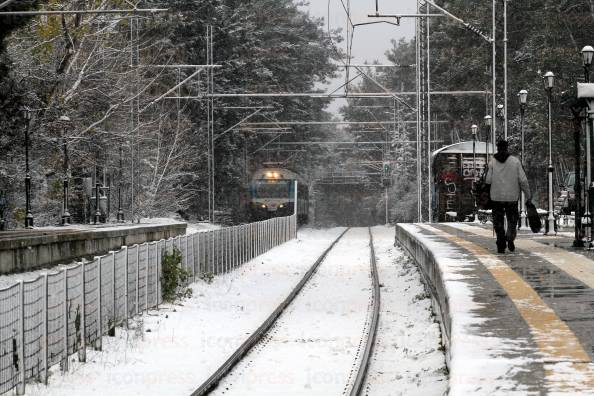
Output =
[
  {"x1": 25, "y1": 227, "x2": 344, "y2": 396},
  {"x1": 23, "y1": 225, "x2": 448, "y2": 396},
  {"x1": 211, "y1": 227, "x2": 373, "y2": 395},
  {"x1": 365, "y1": 226, "x2": 447, "y2": 395}
]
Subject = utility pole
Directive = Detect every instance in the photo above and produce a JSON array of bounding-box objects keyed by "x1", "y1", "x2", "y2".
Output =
[
  {"x1": 426, "y1": 2, "x2": 433, "y2": 222},
  {"x1": 503, "y1": 0, "x2": 508, "y2": 140},
  {"x1": 492, "y1": 0, "x2": 497, "y2": 144}
]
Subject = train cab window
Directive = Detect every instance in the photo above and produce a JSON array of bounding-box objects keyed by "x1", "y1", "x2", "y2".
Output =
[{"x1": 254, "y1": 180, "x2": 291, "y2": 198}]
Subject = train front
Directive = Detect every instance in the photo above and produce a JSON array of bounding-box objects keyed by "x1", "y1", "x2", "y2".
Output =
[{"x1": 250, "y1": 169, "x2": 295, "y2": 220}]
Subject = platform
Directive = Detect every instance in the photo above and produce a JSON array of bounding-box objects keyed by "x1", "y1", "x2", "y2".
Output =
[
  {"x1": 395, "y1": 222, "x2": 594, "y2": 395},
  {"x1": 0, "y1": 222, "x2": 187, "y2": 274}
]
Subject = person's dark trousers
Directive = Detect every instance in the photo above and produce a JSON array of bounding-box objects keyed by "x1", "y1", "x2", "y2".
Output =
[{"x1": 492, "y1": 201, "x2": 520, "y2": 252}]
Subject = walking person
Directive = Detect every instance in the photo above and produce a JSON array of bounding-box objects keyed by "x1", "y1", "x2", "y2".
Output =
[{"x1": 486, "y1": 140, "x2": 531, "y2": 253}]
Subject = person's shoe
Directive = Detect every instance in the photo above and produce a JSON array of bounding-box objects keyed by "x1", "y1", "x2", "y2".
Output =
[
  {"x1": 497, "y1": 241, "x2": 506, "y2": 254},
  {"x1": 507, "y1": 240, "x2": 515, "y2": 252}
]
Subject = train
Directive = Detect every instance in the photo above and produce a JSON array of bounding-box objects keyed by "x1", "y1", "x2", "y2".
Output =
[
  {"x1": 249, "y1": 168, "x2": 309, "y2": 223},
  {"x1": 432, "y1": 141, "x2": 494, "y2": 222}
]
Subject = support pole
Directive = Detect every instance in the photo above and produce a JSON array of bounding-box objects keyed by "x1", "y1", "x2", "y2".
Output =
[
  {"x1": 492, "y1": 0, "x2": 497, "y2": 144},
  {"x1": 503, "y1": 0, "x2": 508, "y2": 140},
  {"x1": 416, "y1": 0, "x2": 423, "y2": 222},
  {"x1": 426, "y1": 3, "x2": 433, "y2": 222},
  {"x1": 294, "y1": 181, "x2": 298, "y2": 238}
]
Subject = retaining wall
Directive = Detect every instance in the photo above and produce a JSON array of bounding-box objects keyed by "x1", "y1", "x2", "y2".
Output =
[
  {"x1": 394, "y1": 224, "x2": 452, "y2": 367},
  {"x1": 0, "y1": 223, "x2": 187, "y2": 274}
]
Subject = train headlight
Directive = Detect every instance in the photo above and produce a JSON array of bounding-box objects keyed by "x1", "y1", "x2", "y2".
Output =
[
  {"x1": 261, "y1": 204, "x2": 266, "y2": 209},
  {"x1": 266, "y1": 172, "x2": 273, "y2": 178},
  {"x1": 273, "y1": 172, "x2": 279, "y2": 178},
  {"x1": 279, "y1": 204, "x2": 284, "y2": 208}
]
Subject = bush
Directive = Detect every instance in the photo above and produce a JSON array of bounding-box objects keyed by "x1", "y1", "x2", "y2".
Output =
[{"x1": 161, "y1": 247, "x2": 192, "y2": 302}]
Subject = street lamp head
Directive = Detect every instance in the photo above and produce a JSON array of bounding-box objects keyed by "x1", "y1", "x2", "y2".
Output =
[
  {"x1": 582, "y1": 46, "x2": 594, "y2": 67},
  {"x1": 471, "y1": 124, "x2": 478, "y2": 136},
  {"x1": 544, "y1": 71, "x2": 555, "y2": 90},
  {"x1": 484, "y1": 115, "x2": 492, "y2": 127},
  {"x1": 518, "y1": 89, "x2": 528, "y2": 105},
  {"x1": 59, "y1": 115, "x2": 71, "y2": 123}
]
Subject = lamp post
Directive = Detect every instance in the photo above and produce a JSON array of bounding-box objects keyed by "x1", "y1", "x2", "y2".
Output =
[
  {"x1": 484, "y1": 115, "x2": 493, "y2": 160},
  {"x1": 23, "y1": 108, "x2": 34, "y2": 229},
  {"x1": 471, "y1": 124, "x2": 478, "y2": 221},
  {"x1": 544, "y1": 71, "x2": 555, "y2": 235},
  {"x1": 59, "y1": 116, "x2": 71, "y2": 225},
  {"x1": 497, "y1": 104, "x2": 505, "y2": 140},
  {"x1": 518, "y1": 90, "x2": 528, "y2": 229},
  {"x1": 117, "y1": 143, "x2": 125, "y2": 222},
  {"x1": 582, "y1": 46, "x2": 594, "y2": 246}
]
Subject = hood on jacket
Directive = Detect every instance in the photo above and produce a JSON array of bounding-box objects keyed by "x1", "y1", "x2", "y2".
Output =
[{"x1": 494, "y1": 152, "x2": 510, "y2": 163}]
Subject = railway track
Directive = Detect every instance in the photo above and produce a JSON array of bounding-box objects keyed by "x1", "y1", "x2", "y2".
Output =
[{"x1": 191, "y1": 227, "x2": 382, "y2": 396}]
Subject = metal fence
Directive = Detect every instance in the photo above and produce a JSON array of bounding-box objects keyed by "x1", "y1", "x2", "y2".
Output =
[{"x1": 0, "y1": 215, "x2": 296, "y2": 395}]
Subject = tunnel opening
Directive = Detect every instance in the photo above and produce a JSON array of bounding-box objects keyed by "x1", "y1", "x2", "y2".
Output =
[{"x1": 313, "y1": 182, "x2": 383, "y2": 227}]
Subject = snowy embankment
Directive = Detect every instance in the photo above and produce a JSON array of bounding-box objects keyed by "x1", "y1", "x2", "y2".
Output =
[
  {"x1": 365, "y1": 226, "x2": 447, "y2": 395},
  {"x1": 25, "y1": 227, "x2": 344, "y2": 396}
]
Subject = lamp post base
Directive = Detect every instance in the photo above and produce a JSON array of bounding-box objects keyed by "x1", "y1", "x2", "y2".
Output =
[
  {"x1": 25, "y1": 214, "x2": 34, "y2": 229},
  {"x1": 545, "y1": 216, "x2": 556, "y2": 236},
  {"x1": 61, "y1": 213, "x2": 71, "y2": 226}
]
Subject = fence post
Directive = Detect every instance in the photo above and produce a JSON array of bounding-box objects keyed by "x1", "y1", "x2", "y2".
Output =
[
  {"x1": 231, "y1": 226, "x2": 237, "y2": 268},
  {"x1": 191, "y1": 235, "x2": 196, "y2": 282},
  {"x1": 207, "y1": 231, "x2": 212, "y2": 274},
  {"x1": 42, "y1": 273, "x2": 48, "y2": 383},
  {"x1": 16, "y1": 281, "x2": 25, "y2": 395},
  {"x1": 249, "y1": 223, "x2": 252, "y2": 260},
  {"x1": 135, "y1": 245, "x2": 140, "y2": 316},
  {"x1": 227, "y1": 228, "x2": 231, "y2": 272},
  {"x1": 62, "y1": 269, "x2": 69, "y2": 372},
  {"x1": 123, "y1": 246, "x2": 129, "y2": 328},
  {"x1": 79, "y1": 262, "x2": 86, "y2": 363},
  {"x1": 96, "y1": 257, "x2": 102, "y2": 350},
  {"x1": 155, "y1": 242, "x2": 161, "y2": 310},
  {"x1": 110, "y1": 252, "x2": 116, "y2": 337},
  {"x1": 145, "y1": 245, "x2": 149, "y2": 313}
]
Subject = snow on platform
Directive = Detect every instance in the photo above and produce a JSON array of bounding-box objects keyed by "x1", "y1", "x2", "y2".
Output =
[{"x1": 396, "y1": 222, "x2": 594, "y2": 395}]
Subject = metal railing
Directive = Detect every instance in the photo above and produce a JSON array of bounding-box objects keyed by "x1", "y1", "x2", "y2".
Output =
[{"x1": 0, "y1": 215, "x2": 296, "y2": 395}]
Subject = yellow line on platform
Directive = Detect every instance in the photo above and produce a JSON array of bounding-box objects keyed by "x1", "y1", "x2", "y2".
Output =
[
  {"x1": 417, "y1": 224, "x2": 594, "y2": 392},
  {"x1": 445, "y1": 223, "x2": 594, "y2": 289}
]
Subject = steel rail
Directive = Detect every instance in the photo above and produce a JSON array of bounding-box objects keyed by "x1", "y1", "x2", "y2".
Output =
[
  {"x1": 349, "y1": 228, "x2": 381, "y2": 395},
  {"x1": 190, "y1": 228, "x2": 351, "y2": 396}
]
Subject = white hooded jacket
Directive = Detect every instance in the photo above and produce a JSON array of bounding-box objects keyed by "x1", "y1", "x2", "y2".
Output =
[{"x1": 485, "y1": 154, "x2": 531, "y2": 202}]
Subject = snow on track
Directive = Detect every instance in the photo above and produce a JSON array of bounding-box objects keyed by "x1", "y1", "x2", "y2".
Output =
[
  {"x1": 211, "y1": 227, "x2": 373, "y2": 396},
  {"x1": 25, "y1": 227, "x2": 345, "y2": 396},
  {"x1": 364, "y1": 226, "x2": 447, "y2": 396}
]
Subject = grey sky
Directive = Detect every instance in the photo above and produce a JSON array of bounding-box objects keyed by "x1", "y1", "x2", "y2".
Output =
[{"x1": 300, "y1": 0, "x2": 417, "y2": 114}]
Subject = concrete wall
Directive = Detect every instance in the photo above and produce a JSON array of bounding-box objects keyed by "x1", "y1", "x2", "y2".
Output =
[
  {"x1": 0, "y1": 223, "x2": 187, "y2": 274},
  {"x1": 394, "y1": 224, "x2": 452, "y2": 367}
]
